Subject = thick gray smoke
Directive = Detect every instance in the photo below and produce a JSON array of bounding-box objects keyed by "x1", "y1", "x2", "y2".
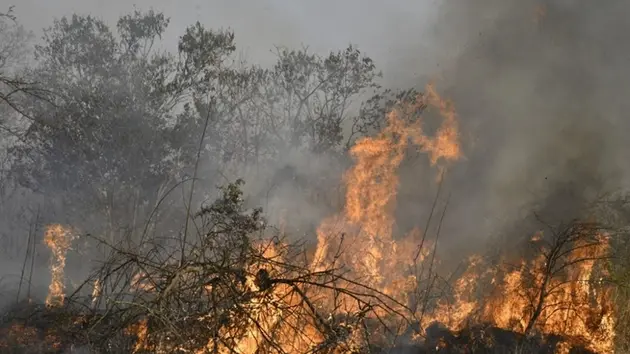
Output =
[
  {"x1": 2, "y1": 0, "x2": 629, "y2": 297},
  {"x1": 414, "y1": 0, "x2": 630, "y2": 257}
]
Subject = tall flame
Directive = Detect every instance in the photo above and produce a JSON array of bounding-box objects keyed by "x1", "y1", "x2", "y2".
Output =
[
  {"x1": 44, "y1": 224, "x2": 74, "y2": 308},
  {"x1": 313, "y1": 83, "x2": 461, "y2": 299}
]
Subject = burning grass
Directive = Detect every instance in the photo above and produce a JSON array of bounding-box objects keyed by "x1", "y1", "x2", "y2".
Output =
[{"x1": 1, "y1": 85, "x2": 621, "y2": 353}]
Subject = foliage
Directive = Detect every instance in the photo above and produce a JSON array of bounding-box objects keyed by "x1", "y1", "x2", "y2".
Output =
[
  {"x1": 7, "y1": 10, "x2": 236, "y2": 235},
  {"x1": 1, "y1": 9, "x2": 391, "y2": 242},
  {"x1": 192, "y1": 44, "x2": 383, "y2": 172},
  {"x1": 0, "y1": 6, "x2": 41, "y2": 125}
]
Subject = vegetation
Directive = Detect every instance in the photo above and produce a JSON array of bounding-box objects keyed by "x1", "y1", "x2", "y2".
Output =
[{"x1": 0, "y1": 7, "x2": 626, "y2": 354}]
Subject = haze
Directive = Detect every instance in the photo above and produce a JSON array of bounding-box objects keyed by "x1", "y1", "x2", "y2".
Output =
[
  {"x1": 4, "y1": 0, "x2": 441, "y2": 87},
  {"x1": 2, "y1": 0, "x2": 630, "y2": 291}
]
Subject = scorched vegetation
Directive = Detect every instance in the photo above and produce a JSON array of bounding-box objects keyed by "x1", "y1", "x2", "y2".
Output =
[{"x1": 0, "y1": 5, "x2": 628, "y2": 354}]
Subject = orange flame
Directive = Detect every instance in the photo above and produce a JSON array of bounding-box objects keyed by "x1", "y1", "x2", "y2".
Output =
[
  {"x1": 313, "y1": 84, "x2": 461, "y2": 294},
  {"x1": 44, "y1": 224, "x2": 74, "y2": 308},
  {"x1": 308, "y1": 82, "x2": 615, "y2": 352},
  {"x1": 125, "y1": 82, "x2": 615, "y2": 353},
  {"x1": 427, "y1": 233, "x2": 615, "y2": 353}
]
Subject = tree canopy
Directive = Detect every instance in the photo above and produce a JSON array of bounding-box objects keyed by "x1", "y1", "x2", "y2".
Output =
[{"x1": 0, "y1": 9, "x2": 396, "y2": 241}]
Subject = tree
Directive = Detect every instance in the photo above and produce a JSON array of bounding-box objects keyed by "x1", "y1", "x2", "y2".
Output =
[
  {"x1": 0, "y1": 7, "x2": 44, "y2": 127},
  {"x1": 185, "y1": 44, "x2": 387, "y2": 227},
  {"x1": 0, "y1": 7, "x2": 38, "y2": 182},
  {"x1": 8, "y1": 10, "x2": 236, "y2": 240},
  {"x1": 0, "y1": 8, "x2": 53, "y2": 261},
  {"x1": 199, "y1": 44, "x2": 382, "y2": 173}
]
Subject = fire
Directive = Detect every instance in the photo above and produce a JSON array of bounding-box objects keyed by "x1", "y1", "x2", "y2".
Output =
[
  {"x1": 430, "y1": 255, "x2": 491, "y2": 331},
  {"x1": 91, "y1": 278, "x2": 101, "y2": 309},
  {"x1": 0, "y1": 324, "x2": 39, "y2": 349},
  {"x1": 44, "y1": 224, "x2": 74, "y2": 308},
  {"x1": 426, "y1": 232, "x2": 615, "y2": 353},
  {"x1": 0, "y1": 323, "x2": 63, "y2": 351},
  {"x1": 132, "y1": 319, "x2": 149, "y2": 353},
  {"x1": 113, "y1": 83, "x2": 616, "y2": 352},
  {"x1": 313, "y1": 83, "x2": 461, "y2": 295},
  {"x1": 493, "y1": 233, "x2": 614, "y2": 352},
  {"x1": 307, "y1": 82, "x2": 615, "y2": 353},
  {"x1": 127, "y1": 240, "x2": 330, "y2": 354},
  {"x1": 130, "y1": 271, "x2": 158, "y2": 292}
]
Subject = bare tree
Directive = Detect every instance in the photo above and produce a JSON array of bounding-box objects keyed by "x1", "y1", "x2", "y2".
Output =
[{"x1": 519, "y1": 218, "x2": 612, "y2": 336}]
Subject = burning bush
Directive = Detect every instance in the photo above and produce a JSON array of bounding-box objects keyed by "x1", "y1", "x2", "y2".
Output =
[
  {"x1": 1, "y1": 84, "x2": 621, "y2": 354},
  {"x1": 50, "y1": 179, "x2": 412, "y2": 354}
]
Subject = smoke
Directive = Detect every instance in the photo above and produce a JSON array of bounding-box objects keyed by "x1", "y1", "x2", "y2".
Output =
[
  {"x1": 4, "y1": 0, "x2": 439, "y2": 74},
  {"x1": 398, "y1": 0, "x2": 630, "y2": 257},
  {"x1": 2, "y1": 0, "x2": 630, "y2": 298},
  {"x1": 0, "y1": 1, "x2": 627, "y2": 352},
  {"x1": 202, "y1": 0, "x2": 630, "y2": 260}
]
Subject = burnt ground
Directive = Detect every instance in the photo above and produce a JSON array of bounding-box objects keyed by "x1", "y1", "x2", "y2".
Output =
[
  {"x1": 387, "y1": 321, "x2": 599, "y2": 354},
  {"x1": 0, "y1": 299, "x2": 135, "y2": 353},
  {"x1": 0, "y1": 301, "x2": 603, "y2": 354}
]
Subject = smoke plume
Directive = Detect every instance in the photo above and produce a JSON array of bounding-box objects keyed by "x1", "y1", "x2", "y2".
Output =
[
  {"x1": 412, "y1": 0, "x2": 630, "y2": 257},
  {"x1": 3, "y1": 0, "x2": 630, "y2": 303}
]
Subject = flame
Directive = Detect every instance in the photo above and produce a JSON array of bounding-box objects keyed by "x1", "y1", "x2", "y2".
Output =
[
  {"x1": 133, "y1": 319, "x2": 149, "y2": 353},
  {"x1": 307, "y1": 82, "x2": 615, "y2": 353},
  {"x1": 121, "y1": 84, "x2": 464, "y2": 353},
  {"x1": 430, "y1": 255, "x2": 490, "y2": 330},
  {"x1": 127, "y1": 241, "x2": 329, "y2": 354},
  {"x1": 313, "y1": 83, "x2": 461, "y2": 293},
  {"x1": 44, "y1": 224, "x2": 74, "y2": 308},
  {"x1": 555, "y1": 341, "x2": 571, "y2": 354},
  {"x1": 493, "y1": 234, "x2": 613, "y2": 352},
  {"x1": 426, "y1": 233, "x2": 615, "y2": 353},
  {"x1": 121, "y1": 83, "x2": 615, "y2": 353},
  {"x1": 91, "y1": 278, "x2": 102, "y2": 309}
]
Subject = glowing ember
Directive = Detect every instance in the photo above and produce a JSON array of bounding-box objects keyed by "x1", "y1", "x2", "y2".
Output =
[{"x1": 0, "y1": 323, "x2": 63, "y2": 352}]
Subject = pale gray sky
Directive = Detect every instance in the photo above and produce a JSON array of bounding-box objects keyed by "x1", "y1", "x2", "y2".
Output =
[{"x1": 3, "y1": 0, "x2": 444, "y2": 86}]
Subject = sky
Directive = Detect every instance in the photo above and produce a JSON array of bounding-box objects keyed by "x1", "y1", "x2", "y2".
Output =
[{"x1": 3, "y1": 0, "x2": 444, "y2": 87}]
